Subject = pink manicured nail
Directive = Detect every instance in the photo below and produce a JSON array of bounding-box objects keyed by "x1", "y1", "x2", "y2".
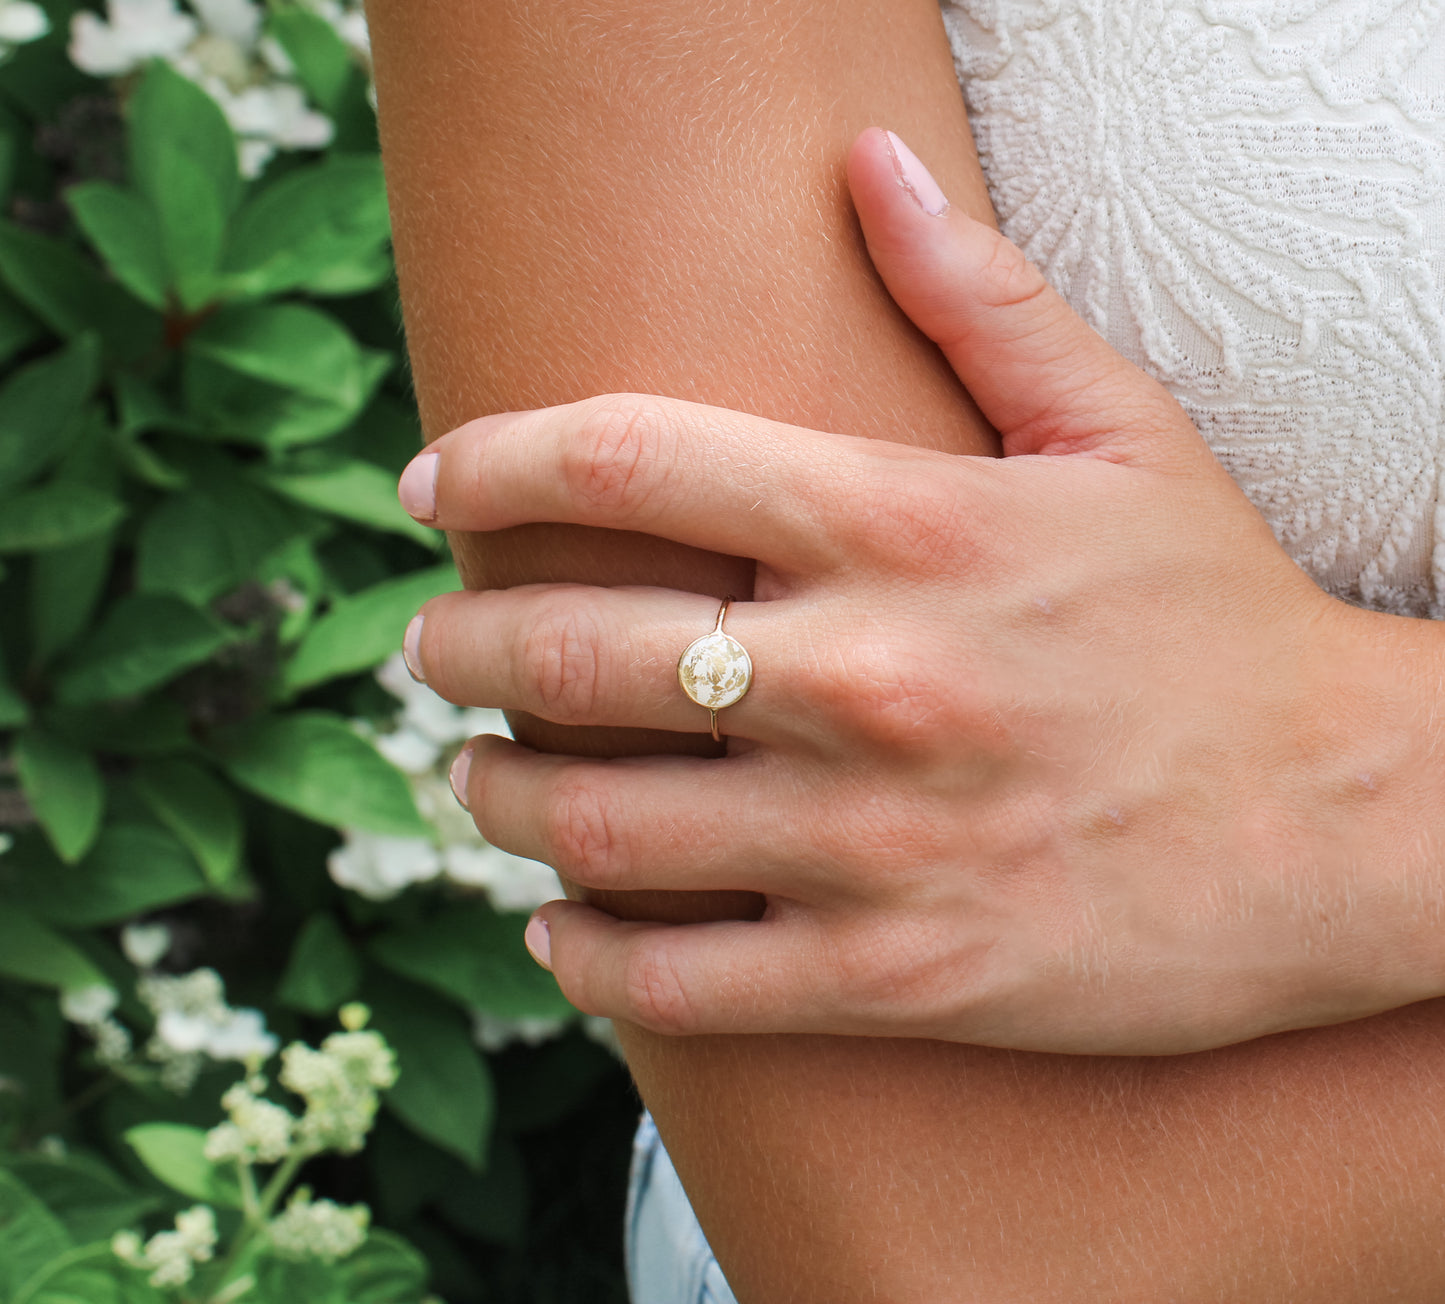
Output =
[
  {"x1": 398, "y1": 451, "x2": 440, "y2": 521},
  {"x1": 886, "y1": 130, "x2": 949, "y2": 216},
  {"x1": 524, "y1": 915, "x2": 552, "y2": 970},
  {"x1": 449, "y1": 743, "x2": 473, "y2": 809},
  {"x1": 402, "y1": 614, "x2": 425, "y2": 682}
]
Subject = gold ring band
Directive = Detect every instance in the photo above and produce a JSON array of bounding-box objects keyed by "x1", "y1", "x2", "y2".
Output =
[{"x1": 677, "y1": 597, "x2": 753, "y2": 741}]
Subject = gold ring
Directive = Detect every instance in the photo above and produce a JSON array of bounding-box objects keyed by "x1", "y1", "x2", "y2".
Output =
[{"x1": 677, "y1": 597, "x2": 753, "y2": 741}]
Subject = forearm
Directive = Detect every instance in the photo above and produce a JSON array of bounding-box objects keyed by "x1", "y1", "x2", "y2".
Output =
[
  {"x1": 369, "y1": 1, "x2": 999, "y2": 1294},
  {"x1": 369, "y1": 0, "x2": 993, "y2": 897}
]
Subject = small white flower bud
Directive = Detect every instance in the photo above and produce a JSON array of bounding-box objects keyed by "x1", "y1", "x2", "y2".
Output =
[
  {"x1": 121, "y1": 923, "x2": 172, "y2": 970},
  {"x1": 94, "y1": 1018, "x2": 133, "y2": 1065},
  {"x1": 60, "y1": 985, "x2": 118, "y2": 1026}
]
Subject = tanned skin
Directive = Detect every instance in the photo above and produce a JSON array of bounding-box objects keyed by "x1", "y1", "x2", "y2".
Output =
[{"x1": 367, "y1": 3, "x2": 1445, "y2": 1298}]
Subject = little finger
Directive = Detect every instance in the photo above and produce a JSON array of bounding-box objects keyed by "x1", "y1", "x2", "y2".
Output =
[{"x1": 525, "y1": 899, "x2": 843, "y2": 1037}]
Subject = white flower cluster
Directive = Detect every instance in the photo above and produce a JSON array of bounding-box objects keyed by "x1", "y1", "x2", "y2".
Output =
[
  {"x1": 279, "y1": 1022, "x2": 397, "y2": 1155},
  {"x1": 202, "y1": 1020, "x2": 396, "y2": 1169},
  {"x1": 62, "y1": 987, "x2": 133, "y2": 1065},
  {"x1": 0, "y1": 0, "x2": 45, "y2": 62},
  {"x1": 68, "y1": 0, "x2": 370, "y2": 178},
  {"x1": 60, "y1": 924, "x2": 281, "y2": 1093},
  {"x1": 331, "y1": 652, "x2": 563, "y2": 913},
  {"x1": 138, "y1": 965, "x2": 279, "y2": 1091},
  {"x1": 267, "y1": 1189, "x2": 369, "y2": 1263},
  {"x1": 204, "y1": 1078, "x2": 294, "y2": 1165},
  {"x1": 112, "y1": 1206, "x2": 217, "y2": 1290}
]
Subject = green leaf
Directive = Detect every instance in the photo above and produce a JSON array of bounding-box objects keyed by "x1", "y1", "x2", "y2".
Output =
[
  {"x1": 13, "y1": 1243, "x2": 168, "y2": 1304},
  {"x1": 370, "y1": 903, "x2": 575, "y2": 1021},
  {"x1": 13, "y1": 730, "x2": 104, "y2": 863},
  {"x1": 188, "y1": 303, "x2": 389, "y2": 407},
  {"x1": 222, "y1": 155, "x2": 390, "y2": 301},
  {"x1": 337, "y1": 1231, "x2": 430, "y2": 1304},
  {"x1": 126, "y1": 62, "x2": 238, "y2": 308},
  {"x1": 123, "y1": 1124, "x2": 242, "y2": 1208},
  {"x1": 256, "y1": 536, "x2": 326, "y2": 644},
  {"x1": 135, "y1": 470, "x2": 309, "y2": 604},
  {"x1": 183, "y1": 320, "x2": 391, "y2": 449},
  {"x1": 281, "y1": 564, "x2": 456, "y2": 695},
  {"x1": 54, "y1": 594, "x2": 234, "y2": 706},
  {"x1": 0, "y1": 482, "x2": 125, "y2": 553},
  {"x1": 0, "y1": 1170, "x2": 73, "y2": 1301},
  {"x1": 11, "y1": 825, "x2": 210, "y2": 927},
  {"x1": 258, "y1": 458, "x2": 436, "y2": 546},
  {"x1": 4, "y1": 1155, "x2": 160, "y2": 1248},
  {"x1": 135, "y1": 495, "x2": 227, "y2": 605},
  {"x1": 0, "y1": 222, "x2": 163, "y2": 363},
  {"x1": 0, "y1": 283, "x2": 42, "y2": 367},
  {"x1": 277, "y1": 913, "x2": 361, "y2": 1015},
  {"x1": 267, "y1": 10, "x2": 353, "y2": 113},
  {"x1": 65, "y1": 183, "x2": 169, "y2": 310},
  {"x1": 295, "y1": 243, "x2": 392, "y2": 297},
  {"x1": 0, "y1": 906, "x2": 110, "y2": 994},
  {"x1": 0, "y1": 336, "x2": 101, "y2": 495},
  {"x1": 253, "y1": 1257, "x2": 347, "y2": 1304},
  {"x1": 46, "y1": 698, "x2": 192, "y2": 759},
  {"x1": 29, "y1": 530, "x2": 116, "y2": 666},
  {"x1": 434, "y1": 1135, "x2": 527, "y2": 1247},
  {"x1": 111, "y1": 429, "x2": 187, "y2": 492},
  {"x1": 368, "y1": 983, "x2": 494, "y2": 1167},
  {"x1": 213, "y1": 711, "x2": 430, "y2": 838},
  {"x1": 114, "y1": 374, "x2": 195, "y2": 442},
  {"x1": 131, "y1": 758, "x2": 242, "y2": 889}
]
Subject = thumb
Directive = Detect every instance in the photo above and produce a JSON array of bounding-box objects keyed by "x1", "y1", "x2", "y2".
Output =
[{"x1": 847, "y1": 127, "x2": 1202, "y2": 470}]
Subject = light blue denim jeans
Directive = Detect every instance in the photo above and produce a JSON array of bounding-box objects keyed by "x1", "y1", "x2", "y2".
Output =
[{"x1": 626, "y1": 1112, "x2": 739, "y2": 1304}]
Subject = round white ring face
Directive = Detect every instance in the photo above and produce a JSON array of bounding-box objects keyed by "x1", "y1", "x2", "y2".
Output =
[{"x1": 677, "y1": 631, "x2": 753, "y2": 710}]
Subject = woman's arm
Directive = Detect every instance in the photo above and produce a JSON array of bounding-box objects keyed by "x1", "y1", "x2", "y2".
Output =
[
  {"x1": 368, "y1": 4, "x2": 1003, "y2": 1294},
  {"x1": 369, "y1": 5, "x2": 1445, "y2": 1299}
]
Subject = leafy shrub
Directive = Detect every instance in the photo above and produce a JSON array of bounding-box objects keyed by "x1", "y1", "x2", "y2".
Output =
[{"x1": 0, "y1": 4, "x2": 635, "y2": 1301}]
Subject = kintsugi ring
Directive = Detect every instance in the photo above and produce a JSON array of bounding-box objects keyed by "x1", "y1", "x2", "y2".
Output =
[{"x1": 676, "y1": 598, "x2": 753, "y2": 742}]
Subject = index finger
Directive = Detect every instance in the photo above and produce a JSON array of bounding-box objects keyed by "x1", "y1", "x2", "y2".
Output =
[{"x1": 400, "y1": 393, "x2": 897, "y2": 570}]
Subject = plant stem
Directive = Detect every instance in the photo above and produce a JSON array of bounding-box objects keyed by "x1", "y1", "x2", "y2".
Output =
[
  {"x1": 204, "y1": 1153, "x2": 303, "y2": 1303},
  {"x1": 256, "y1": 1150, "x2": 305, "y2": 1219},
  {"x1": 237, "y1": 1160, "x2": 261, "y2": 1225}
]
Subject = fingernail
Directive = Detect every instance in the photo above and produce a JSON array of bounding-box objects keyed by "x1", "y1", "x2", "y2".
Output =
[
  {"x1": 402, "y1": 613, "x2": 425, "y2": 682},
  {"x1": 398, "y1": 451, "x2": 440, "y2": 522},
  {"x1": 524, "y1": 915, "x2": 552, "y2": 970},
  {"x1": 449, "y1": 743, "x2": 473, "y2": 809},
  {"x1": 885, "y1": 130, "x2": 949, "y2": 216}
]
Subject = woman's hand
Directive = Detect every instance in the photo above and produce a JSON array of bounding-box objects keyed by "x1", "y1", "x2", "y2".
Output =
[{"x1": 396, "y1": 130, "x2": 1445, "y2": 1054}]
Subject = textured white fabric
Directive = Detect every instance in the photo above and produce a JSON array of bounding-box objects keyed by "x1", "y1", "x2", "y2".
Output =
[{"x1": 940, "y1": 0, "x2": 1445, "y2": 616}]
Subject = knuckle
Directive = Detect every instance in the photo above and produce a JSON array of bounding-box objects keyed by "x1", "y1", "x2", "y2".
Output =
[
  {"x1": 543, "y1": 776, "x2": 623, "y2": 886},
  {"x1": 975, "y1": 230, "x2": 1051, "y2": 315},
  {"x1": 622, "y1": 945, "x2": 699, "y2": 1035},
  {"x1": 563, "y1": 395, "x2": 667, "y2": 519},
  {"x1": 854, "y1": 479, "x2": 968, "y2": 576},
  {"x1": 522, "y1": 597, "x2": 609, "y2": 722},
  {"x1": 828, "y1": 919, "x2": 963, "y2": 1022},
  {"x1": 810, "y1": 641, "x2": 963, "y2": 755}
]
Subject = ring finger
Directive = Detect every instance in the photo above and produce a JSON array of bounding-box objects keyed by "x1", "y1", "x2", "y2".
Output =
[{"x1": 407, "y1": 583, "x2": 810, "y2": 743}]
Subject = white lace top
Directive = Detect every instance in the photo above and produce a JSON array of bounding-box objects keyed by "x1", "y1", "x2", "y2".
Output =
[{"x1": 940, "y1": 0, "x2": 1445, "y2": 617}]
